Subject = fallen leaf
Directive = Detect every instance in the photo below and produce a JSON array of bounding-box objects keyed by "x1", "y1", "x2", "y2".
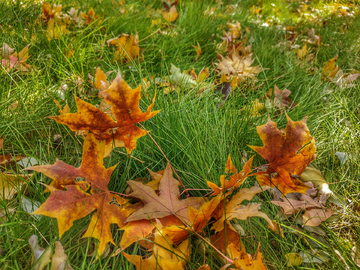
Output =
[
  {"x1": 1, "y1": 44, "x2": 32, "y2": 72},
  {"x1": 123, "y1": 220, "x2": 189, "y2": 270},
  {"x1": 29, "y1": 235, "x2": 74, "y2": 270},
  {"x1": 302, "y1": 208, "x2": 333, "y2": 227},
  {"x1": 26, "y1": 133, "x2": 136, "y2": 255},
  {"x1": 322, "y1": 56, "x2": 339, "y2": 80},
  {"x1": 0, "y1": 173, "x2": 30, "y2": 200},
  {"x1": 273, "y1": 85, "x2": 297, "y2": 109},
  {"x1": 211, "y1": 186, "x2": 272, "y2": 232},
  {"x1": 227, "y1": 243, "x2": 267, "y2": 269},
  {"x1": 81, "y1": 8, "x2": 100, "y2": 25},
  {"x1": 207, "y1": 156, "x2": 254, "y2": 195},
  {"x1": 162, "y1": 1, "x2": 179, "y2": 22},
  {"x1": 170, "y1": 64, "x2": 197, "y2": 88},
  {"x1": 351, "y1": 246, "x2": 360, "y2": 268},
  {"x1": 285, "y1": 253, "x2": 303, "y2": 266},
  {"x1": 107, "y1": 33, "x2": 140, "y2": 63},
  {"x1": 48, "y1": 71, "x2": 160, "y2": 154},
  {"x1": 250, "y1": 115, "x2": 316, "y2": 195},
  {"x1": 126, "y1": 163, "x2": 205, "y2": 224},
  {"x1": 192, "y1": 42, "x2": 202, "y2": 61}
]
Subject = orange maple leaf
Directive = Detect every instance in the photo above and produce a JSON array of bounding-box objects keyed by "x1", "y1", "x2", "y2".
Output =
[
  {"x1": 81, "y1": 8, "x2": 100, "y2": 25},
  {"x1": 207, "y1": 155, "x2": 254, "y2": 195},
  {"x1": 49, "y1": 71, "x2": 160, "y2": 155},
  {"x1": 107, "y1": 33, "x2": 140, "y2": 63},
  {"x1": 249, "y1": 115, "x2": 316, "y2": 195},
  {"x1": 25, "y1": 133, "x2": 136, "y2": 255},
  {"x1": 227, "y1": 242, "x2": 268, "y2": 269},
  {"x1": 123, "y1": 220, "x2": 189, "y2": 270}
]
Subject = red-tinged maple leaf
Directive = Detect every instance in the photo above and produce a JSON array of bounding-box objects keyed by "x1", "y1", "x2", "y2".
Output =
[
  {"x1": 126, "y1": 163, "x2": 205, "y2": 224},
  {"x1": 210, "y1": 224, "x2": 243, "y2": 253},
  {"x1": 227, "y1": 242, "x2": 268, "y2": 270},
  {"x1": 211, "y1": 186, "x2": 273, "y2": 232},
  {"x1": 81, "y1": 8, "x2": 100, "y2": 25},
  {"x1": 48, "y1": 71, "x2": 160, "y2": 155},
  {"x1": 207, "y1": 155, "x2": 254, "y2": 195},
  {"x1": 249, "y1": 115, "x2": 316, "y2": 195},
  {"x1": 25, "y1": 133, "x2": 136, "y2": 255},
  {"x1": 1, "y1": 45, "x2": 32, "y2": 72}
]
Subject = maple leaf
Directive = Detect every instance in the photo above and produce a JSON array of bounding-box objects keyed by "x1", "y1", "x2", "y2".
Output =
[
  {"x1": 120, "y1": 215, "x2": 183, "y2": 250},
  {"x1": 46, "y1": 18, "x2": 69, "y2": 41},
  {"x1": 162, "y1": 1, "x2": 179, "y2": 22},
  {"x1": 322, "y1": 55, "x2": 339, "y2": 80},
  {"x1": 0, "y1": 43, "x2": 15, "y2": 57},
  {"x1": 81, "y1": 8, "x2": 100, "y2": 25},
  {"x1": 1, "y1": 45, "x2": 32, "y2": 72},
  {"x1": 41, "y1": 2, "x2": 63, "y2": 21},
  {"x1": 207, "y1": 155, "x2": 254, "y2": 195},
  {"x1": 211, "y1": 186, "x2": 273, "y2": 232},
  {"x1": 192, "y1": 42, "x2": 202, "y2": 61},
  {"x1": 249, "y1": 115, "x2": 316, "y2": 195},
  {"x1": 126, "y1": 163, "x2": 205, "y2": 224},
  {"x1": 216, "y1": 46, "x2": 261, "y2": 82},
  {"x1": 49, "y1": 71, "x2": 160, "y2": 155},
  {"x1": 26, "y1": 133, "x2": 136, "y2": 255},
  {"x1": 273, "y1": 85, "x2": 297, "y2": 109},
  {"x1": 123, "y1": 220, "x2": 189, "y2": 270},
  {"x1": 0, "y1": 173, "x2": 30, "y2": 200},
  {"x1": 210, "y1": 224, "x2": 242, "y2": 253},
  {"x1": 227, "y1": 243, "x2": 267, "y2": 270},
  {"x1": 0, "y1": 135, "x2": 25, "y2": 165},
  {"x1": 107, "y1": 33, "x2": 140, "y2": 63}
]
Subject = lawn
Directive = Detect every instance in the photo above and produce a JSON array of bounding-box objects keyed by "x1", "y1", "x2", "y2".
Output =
[{"x1": 1, "y1": 0, "x2": 360, "y2": 269}]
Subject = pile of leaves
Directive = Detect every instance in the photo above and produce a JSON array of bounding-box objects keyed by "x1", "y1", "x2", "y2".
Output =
[{"x1": 0, "y1": 68, "x2": 334, "y2": 269}]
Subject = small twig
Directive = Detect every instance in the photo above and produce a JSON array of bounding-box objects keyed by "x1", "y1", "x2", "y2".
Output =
[
  {"x1": 114, "y1": 149, "x2": 144, "y2": 163},
  {"x1": 109, "y1": 190, "x2": 131, "y2": 197},
  {"x1": 180, "y1": 188, "x2": 212, "y2": 196},
  {"x1": 138, "y1": 123, "x2": 189, "y2": 197},
  {"x1": 31, "y1": 224, "x2": 50, "y2": 246}
]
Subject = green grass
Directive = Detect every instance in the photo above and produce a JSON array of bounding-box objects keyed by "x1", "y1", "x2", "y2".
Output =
[{"x1": 1, "y1": 0, "x2": 360, "y2": 269}]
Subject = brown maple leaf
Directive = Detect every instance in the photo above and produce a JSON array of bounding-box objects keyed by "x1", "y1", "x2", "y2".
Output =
[
  {"x1": 249, "y1": 115, "x2": 316, "y2": 195},
  {"x1": 49, "y1": 71, "x2": 160, "y2": 155},
  {"x1": 273, "y1": 85, "x2": 297, "y2": 109},
  {"x1": 26, "y1": 133, "x2": 136, "y2": 255},
  {"x1": 126, "y1": 163, "x2": 205, "y2": 224}
]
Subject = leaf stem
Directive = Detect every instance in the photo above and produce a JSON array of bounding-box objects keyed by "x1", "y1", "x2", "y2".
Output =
[{"x1": 138, "y1": 123, "x2": 189, "y2": 197}]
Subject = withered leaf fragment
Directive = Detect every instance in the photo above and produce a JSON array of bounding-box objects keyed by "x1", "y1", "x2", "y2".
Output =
[
  {"x1": 26, "y1": 134, "x2": 135, "y2": 255},
  {"x1": 49, "y1": 71, "x2": 160, "y2": 154},
  {"x1": 250, "y1": 115, "x2": 316, "y2": 195}
]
